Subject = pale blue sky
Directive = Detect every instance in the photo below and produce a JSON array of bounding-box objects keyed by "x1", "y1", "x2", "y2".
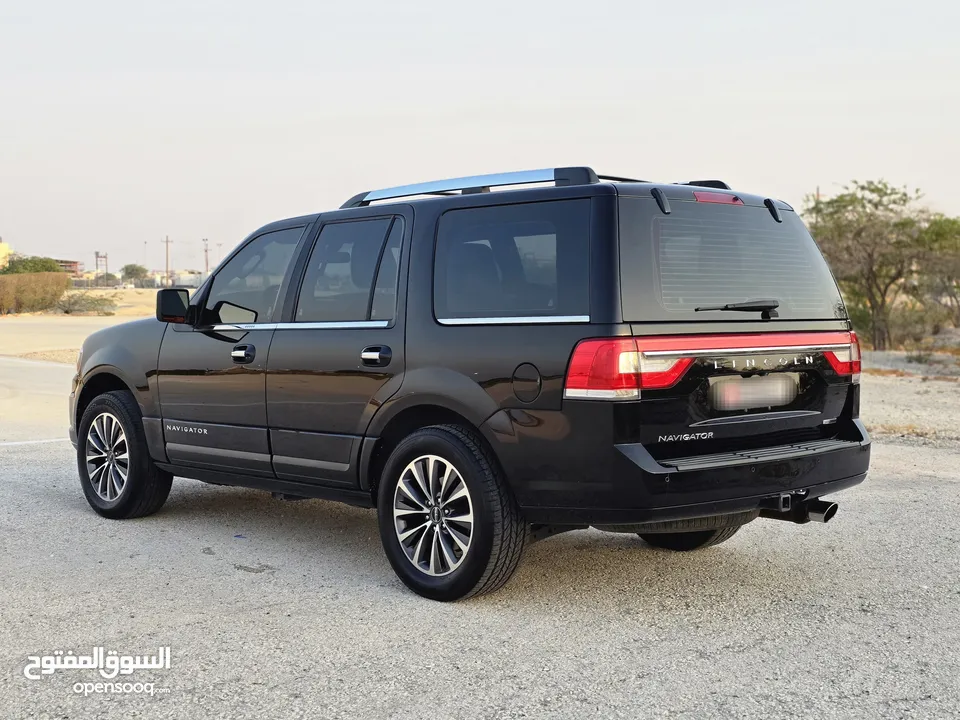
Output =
[{"x1": 1, "y1": 0, "x2": 957, "y2": 272}]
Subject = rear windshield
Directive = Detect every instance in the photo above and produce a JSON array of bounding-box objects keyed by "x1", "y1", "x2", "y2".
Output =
[{"x1": 618, "y1": 197, "x2": 846, "y2": 322}]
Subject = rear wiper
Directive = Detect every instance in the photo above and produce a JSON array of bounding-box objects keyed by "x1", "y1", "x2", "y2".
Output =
[{"x1": 695, "y1": 299, "x2": 780, "y2": 317}]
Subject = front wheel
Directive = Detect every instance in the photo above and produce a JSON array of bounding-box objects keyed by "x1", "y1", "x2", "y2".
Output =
[
  {"x1": 377, "y1": 425, "x2": 525, "y2": 601},
  {"x1": 639, "y1": 525, "x2": 742, "y2": 551},
  {"x1": 77, "y1": 390, "x2": 172, "y2": 519}
]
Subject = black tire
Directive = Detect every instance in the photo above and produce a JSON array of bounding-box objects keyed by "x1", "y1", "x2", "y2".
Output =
[
  {"x1": 77, "y1": 390, "x2": 172, "y2": 519},
  {"x1": 377, "y1": 424, "x2": 525, "y2": 601},
  {"x1": 639, "y1": 525, "x2": 742, "y2": 551}
]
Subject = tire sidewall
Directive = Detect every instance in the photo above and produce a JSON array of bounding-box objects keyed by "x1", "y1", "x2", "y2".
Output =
[
  {"x1": 77, "y1": 392, "x2": 147, "y2": 518},
  {"x1": 377, "y1": 428, "x2": 497, "y2": 601}
]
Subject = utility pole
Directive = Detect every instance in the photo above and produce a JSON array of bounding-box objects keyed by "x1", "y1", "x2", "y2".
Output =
[
  {"x1": 161, "y1": 236, "x2": 173, "y2": 287},
  {"x1": 94, "y1": 251, "x2": 108, "y2": 287},
  {"x1": 202, "y1": 238, "x2": 209, "y2": 275},
  {"x1": 216, "y1": 243, "x2": 223, "y2": 263}
]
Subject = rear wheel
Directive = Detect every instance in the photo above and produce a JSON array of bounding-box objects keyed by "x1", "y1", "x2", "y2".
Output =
[
  {"x1": 377, "y1": 424, "x2": 525, "y2": 601},
  {"x1": 639, "y1": 525, "x2": 742, "y2": 551},
  {"x1": 77, "y1": 390, "x2": 172, "y2": 519}
]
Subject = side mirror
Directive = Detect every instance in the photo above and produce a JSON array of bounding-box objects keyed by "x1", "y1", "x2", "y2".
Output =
[{"x1": 156, "y1": 288, "x2": 190, "y2": 324}]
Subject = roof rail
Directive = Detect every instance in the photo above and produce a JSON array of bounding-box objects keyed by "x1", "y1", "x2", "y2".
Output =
[
  {"x1": 675, "y1": 179, "x2": 731, "y2": 190},
  {"x1": 598, "y1": 174, "x2": 649, "y2": 183},
  {"x1": 340, "y1": 167, "x2": 600, "y2": 208}
]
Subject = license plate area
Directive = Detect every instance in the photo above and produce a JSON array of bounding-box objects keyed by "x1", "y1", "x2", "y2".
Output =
[{"x1": 708, "y1": 373, "x2": 799, "y2": 412}]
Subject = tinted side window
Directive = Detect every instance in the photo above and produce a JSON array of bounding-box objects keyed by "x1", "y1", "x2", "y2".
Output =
[
  {"x1": 434, "y1": 199, "x2": 590, "y2": 320},
  {"x1": 295, "y1": 218, "x2": 392, "y2": 322},
  {"x1": 202, "y1": 226, "x2": 303, "y2": 325},
  {"x1": 371, "y1": 218, "x2": 403, "y2": 321}
]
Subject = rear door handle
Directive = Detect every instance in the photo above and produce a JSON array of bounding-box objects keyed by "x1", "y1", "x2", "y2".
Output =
[
  {"x1": 361, "y1": 345, "x2": 392, "y2": 367},
  {"x1": 231, "y1": 344, "x2": 255, "y2": 364}
]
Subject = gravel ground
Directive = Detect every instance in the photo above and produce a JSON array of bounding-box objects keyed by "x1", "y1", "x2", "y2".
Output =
[
  {"x1": 2, "y1": 440, "x2": 958, "y2": 719},
  {"x1": 860, "y1": 373, "x2": 960, "y2": 444},
  {"x1": 864, "y1": 350, "x2": 960, "y2": 378}
]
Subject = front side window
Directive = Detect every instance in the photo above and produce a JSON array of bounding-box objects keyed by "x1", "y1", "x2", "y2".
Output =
[
  {"x1": 433, "y1": 199, "x2": 590, "y2": 321},
  {"x1": 295, "y1": 217, "x2": 399, "y2": 323},
  {"x1": 202, "y1": 226, "x2": 304, "y2": 325}
]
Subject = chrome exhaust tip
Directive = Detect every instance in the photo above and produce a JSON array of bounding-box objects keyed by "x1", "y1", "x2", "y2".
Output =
[{"x1": 806, "y1": 500, "x2": 838, "y2": 523}]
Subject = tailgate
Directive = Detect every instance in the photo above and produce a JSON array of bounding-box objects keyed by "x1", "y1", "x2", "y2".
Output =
[{"x1": 616, "y1": 330, "x2": 861, "y2": 461}]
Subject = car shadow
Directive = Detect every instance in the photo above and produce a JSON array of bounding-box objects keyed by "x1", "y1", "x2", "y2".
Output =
[{"x1": 138, "y1": 479, "x2": 832, "y2": 610}]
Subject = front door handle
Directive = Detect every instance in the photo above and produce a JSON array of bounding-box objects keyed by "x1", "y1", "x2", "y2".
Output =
[
  {"x1": 361, "y1": 345, "x2": 392, "y2": 367},
  {"x1": 231, "y1": 344, "x2": 256, "y2": 364}
]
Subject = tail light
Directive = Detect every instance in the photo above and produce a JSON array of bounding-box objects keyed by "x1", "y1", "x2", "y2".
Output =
[
  {"x1": 564, "y1": 331, "x2": 862, "y2": 401},
  {"x1": 563, "y1": 338, "x2": 693, "y2": 400},
  {"x1": 824, "y1": 331, "x2": 861, "y2": 383}
]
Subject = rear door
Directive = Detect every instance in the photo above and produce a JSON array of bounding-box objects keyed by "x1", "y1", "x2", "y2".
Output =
[
  {"x1": 616, "y1": 194, "x2": 860, "y2": 460},
  {"x1": 265, "y1": 209, "x2": 410, "y2": 487}
]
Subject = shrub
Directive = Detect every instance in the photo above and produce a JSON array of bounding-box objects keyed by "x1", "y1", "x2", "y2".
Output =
[
  {"x1": 0, "y1": 272, "x2": 70, "y2": 314},
  {"x1": 57, "y1": 291, "x2": 119, "y2": 315}
]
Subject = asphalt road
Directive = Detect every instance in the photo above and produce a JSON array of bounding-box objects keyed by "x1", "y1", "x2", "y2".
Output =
[{"x1": 1, "y1": 360, "x2": 958, "y2": 719}]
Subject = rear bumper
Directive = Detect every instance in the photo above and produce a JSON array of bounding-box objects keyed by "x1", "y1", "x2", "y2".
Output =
[
  {"x1": 523, "y1": 471, "x2": 867, "y2": 525},
  {"x1": 486, "y1": 411, "x2": 871, "y2": 525}
]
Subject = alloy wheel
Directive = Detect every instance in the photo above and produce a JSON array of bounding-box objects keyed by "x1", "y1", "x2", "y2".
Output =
[
  {"x1": 393, "y1": 454, "x2": 474, "y2": 576},
  {"x1": 85, "y1": 412, "x2": 129, "y2": 502}
]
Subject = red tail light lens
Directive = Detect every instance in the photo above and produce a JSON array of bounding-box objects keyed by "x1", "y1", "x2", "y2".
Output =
[
  {"x1": 693, "y1": 191, "x2": 744, "y2": 205},
  {"x1": 563, "y1": 338, "x2": 694, "y2": 400},
  {"x1": 824, "y1": 331, "x2": 861, "y2": 383}
]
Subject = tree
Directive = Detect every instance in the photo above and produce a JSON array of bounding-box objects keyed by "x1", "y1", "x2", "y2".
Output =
[
  {"x1": 121, "y1": 264, "x2": 149, "y2": 283},
  {"x1": 916, "y1": 215, "x2": 960, "y2": 328},
  {"x1": 102, "y1": 273, "x2": 120, "y2": 287},
  {"x1": 1, "y1": 255, "x2": 63, "y2": 274},
  {"x1": 804, "y1": 181, "x2": 927, "y2": 350}
]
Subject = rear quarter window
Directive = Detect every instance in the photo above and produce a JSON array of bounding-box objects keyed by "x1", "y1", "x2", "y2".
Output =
[
  {"x1": 433, "y1": 199, "x2": 590, "y2": 321},
  {"x1": 618, "y1": 197, "x2": 847, "y2": 322}
]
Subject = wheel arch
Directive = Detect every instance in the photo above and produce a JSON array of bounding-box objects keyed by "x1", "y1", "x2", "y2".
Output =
[
  {"x1": 76, "y1": 368, "x2": 138, "y2": 429},
  {"x1": 360, "y1": 402, "x2": 505, "y2": 505}
]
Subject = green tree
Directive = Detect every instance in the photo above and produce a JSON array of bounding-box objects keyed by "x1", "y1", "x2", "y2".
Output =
[
  {"x1": 121, "y1": 264, "x2": 149, "y2": 284},
  {"x1": 804, "y1": 181, "x2": 927, "y2": 350},
  {"x1": 1, "y1": 255, "x2": 63, "y2": 274},
  {"x1": 916, "y1": 215, "x2": 960, "y2": 328}
]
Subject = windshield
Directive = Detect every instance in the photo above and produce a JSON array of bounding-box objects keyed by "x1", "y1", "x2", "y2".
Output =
[{"x1": 618, "y1": 197, "x2": 847, "y2": 322}]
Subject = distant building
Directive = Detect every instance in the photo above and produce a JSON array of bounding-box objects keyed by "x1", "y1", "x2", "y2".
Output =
[
  {"x1": 0, "y1": 239, "x2": 10, "y2": 270},
  {"x1": 54, "y1": 259, "x2": 84, "y2": 277}
]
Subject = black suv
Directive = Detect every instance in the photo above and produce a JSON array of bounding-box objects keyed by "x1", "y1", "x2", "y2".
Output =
[{"x1": 69, "y1": 167, "x2": 870, "y2": 601}]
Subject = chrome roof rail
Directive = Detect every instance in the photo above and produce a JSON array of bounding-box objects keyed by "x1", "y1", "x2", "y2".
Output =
[{"x1": 341, "y1": 167, "x2": 600, "y2": 208}]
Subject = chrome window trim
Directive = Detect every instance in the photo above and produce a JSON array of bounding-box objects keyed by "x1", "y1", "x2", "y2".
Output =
[
  {"x1": 279, "y1": 321, "x2": 390, "y2": 330},
  {"x1": 641, "y1": 343, "x2": 849, "y2": 357},
  {"x1": 436, "y1": 315, "x2": 590, "y2": 326},
  {"x1": 210, "y1": 320, "x2": 389, "y2": 332}
]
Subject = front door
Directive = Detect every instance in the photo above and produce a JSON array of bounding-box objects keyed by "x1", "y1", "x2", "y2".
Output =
[
  {"x1": 266, "y1": 211, "x2": 409, "y2": 487},
  {"x1": 157, "y1": 224, "x2": 307, "y2": 476}
]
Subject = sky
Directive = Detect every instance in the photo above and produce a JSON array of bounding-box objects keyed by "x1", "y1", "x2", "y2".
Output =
[{"x1": 1, "y1": 0, "x2": 958, "y2": 274}]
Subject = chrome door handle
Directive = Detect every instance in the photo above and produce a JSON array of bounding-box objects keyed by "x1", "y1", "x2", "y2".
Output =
[
  {"x1": 361, "y1": 346, "x2": 392, "y2": 367},
  {"x1": 231, "y1": 344, "x2": 255, "y2": 364}
]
